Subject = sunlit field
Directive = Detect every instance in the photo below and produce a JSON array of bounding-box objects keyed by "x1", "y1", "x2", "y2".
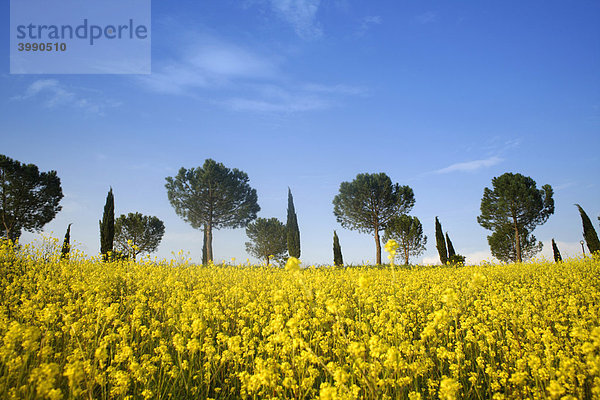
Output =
[{"x1": 1, "y1": 240, "x2": 598, "y2": 400}]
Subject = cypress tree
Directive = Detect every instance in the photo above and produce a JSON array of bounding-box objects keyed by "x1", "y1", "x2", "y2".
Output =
[
  {"x1": 61, "y1": 223, "x2": 72, "y2": 260},
  {"x1": 551, "y1": 238, "x2": 562, "y2": 263},
  {"x1": 445, "y1": 231, "x2": 466, "y2": 265},
  {"x1": 435, "y1": 217, "x2": 448, "y2": 264},
  {"x1": 99, "y1": 188, "x2": 115, "y2": 261},
  {"x1": 575, "y1": 204, "x2": 600, "y2": 254},
  {"x1": 333, "y1": 230, "x2": 343, "y2": 266},
  {"x1": 446, "y1": 232, "x2": 456, "y2": 258},
  {"x1": 286, "y1": 188, "x2": 300, "y2": 258}
]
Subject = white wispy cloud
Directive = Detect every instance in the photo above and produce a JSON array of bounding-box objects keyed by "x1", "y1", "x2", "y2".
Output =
[
  {"x1": 139, "y1": 34, "x2": 364, "y2": 113},
  {"x1": 16, "y1": 79, "x2": 75, "y2": 106},
  {"x1": 301, "y1": 83, "x2": 368, "y2": 96},
  {"x1": 221, "y1": 95, "x2": 328, "y2": 113},
  {"x1": 555, "y1": 181, "x2": 577, "y2": 191},
  {"x1": 267, "y1": 0, "x2": 322, "y2": 39},
  {"x1": 139, "y1": 38, "x2": 280, "y2": 95},
  {"x1": 216, "y1": 82, "x2": 330, "y2": 112},
  {"x1": 482, "y1": 137, "x2": 522, "y2": 154},
  {"x1": 435, "y1": 156, "x2": 503, "y2": 174},
  {"x1": 415, "y1": 11, "x2": 438, "y2": 24},
  {"x1": 13, "y1": 79, "x2": 117, "y2": 115},
  {"x1": 357, "y1": 15, "x2": 382, "y2": 36}
]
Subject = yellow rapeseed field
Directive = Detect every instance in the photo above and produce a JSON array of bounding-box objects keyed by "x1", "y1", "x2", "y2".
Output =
[{"x1": 1, "y1": 239, "x2": 599, "y2": 399}]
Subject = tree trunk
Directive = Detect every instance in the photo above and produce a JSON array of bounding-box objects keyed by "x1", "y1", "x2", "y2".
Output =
[
  {"x1": 201, "y1": 225, "x2": 208, "y2": 265},
  {"x1": 205, "y1": 221, "x2": 213, "y2": 262},
  {"x1": 2, "y1": 223, "x2": 10, "y2": 241},
  {"x1": 374, "y1": 227, "x2": 381, "y2": 265},
  {"x1": 514, "y1": 218, "x2": 522, "y2": 263},
  {"x1": 404, "y1": 247, "x2": 409, "y2": 265}
]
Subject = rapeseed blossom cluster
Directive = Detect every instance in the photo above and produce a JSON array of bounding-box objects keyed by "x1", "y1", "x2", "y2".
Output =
[
  {"x1": 384, "y1": 240, "x2": 398, "y2": 264},
  {"x1": 0, "y1": 238, "x2": 599, "y2": 399}
]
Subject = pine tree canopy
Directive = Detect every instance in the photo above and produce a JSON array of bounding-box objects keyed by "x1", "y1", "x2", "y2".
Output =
[
  {"x1": 333, "y1": 173, "x2": 414, "y2": 264},
  {"x1": 0, "y1": 154, "x2": 63, "y2": 241},
  {"x1": 478, "y1": 172, "x2": 554, "y2": 262},
  {"x1": 166, "y1": 159, "x2": 260, "y2": 262}
]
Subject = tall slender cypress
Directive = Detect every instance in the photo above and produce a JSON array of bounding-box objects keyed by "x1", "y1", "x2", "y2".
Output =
[
  {"x1": 99, "y1": 188, "x2": 115, "y2": 261},
  {"x1": 286, "y1": 188, "x2": 300, "y2": 258},
  {"x1": 551, "y1": 238, "x2": 562, "y2": 263},
  {"x1": 435, "y1": 217, "x2": 448, "y2": 264},
  {"x1": 333, "y1": 230, "x2": 343, "y2": 266},
  {"x1": 61, "y1": 223, "x2": 72, "y2": 260},
  {"x1": 575, "y1": 204, "x2": 600, "y2": 254},
  {"x1": 445, "y1": 232, "x2": 456, "y2": 258}
]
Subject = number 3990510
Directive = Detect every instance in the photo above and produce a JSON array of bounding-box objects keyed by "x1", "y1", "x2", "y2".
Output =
[{"x1": 17, "y1": 42, "x2": 67, "y2": 51}]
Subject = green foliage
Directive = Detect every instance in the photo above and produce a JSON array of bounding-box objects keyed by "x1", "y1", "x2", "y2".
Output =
[
  {"x1": 107, "y1": 249, "x2": 129, "y2": 262},
  {"x1": 0, "y1": 154, "x2": 63, "y2": 241},
  {"x1": 445, "y1": 232, "x2": 466, "y2": 265},
  {"x1": 446, "y1": 232, "x2": 455, "y2": 258},
  {"x1": 448, "y1": 254, "x2": 466, "y2": 265},
  {"x1": 60, "y1": 223, "x2": 72, "y2": 260},
  {"x1": 99, "y1": 188, "x2": 115, "y2": 261},
  {"x1": 383, "y1": 215, "x2": 427, "y2": 265},
  {"x1": 333, "y1": 173, "x2": 414, "y2": 264},
  {"x1": 478, "y1": 173, "x2": 554, "y2": 262},
  {"x1": 286, "y1": 188, "x2": 300, "y2": 258},
  {"x1": 435, "y1": 217, "x2": 447, "y2": 265},
  {"x1": 575, "y1": 204, "x2": 600, "y2": 254},
  {"x1": 552, "y1": 238, "x2": 562, "y2": 263},
  {"x1": 333, "y1": 230, "x2": 343, "y2": 266},
  {"x1": 165, "y1": 159, "x2": 260, "y2": 262},
  {"x1": 487, "y1": 224, "x2": 542, "y2": 263},
  {"x1": 114, "y1": 212, "x2": 165, "y2": 261},
  {"x1": 245, "y1": 217, "x2": 288, "y2": 265}
]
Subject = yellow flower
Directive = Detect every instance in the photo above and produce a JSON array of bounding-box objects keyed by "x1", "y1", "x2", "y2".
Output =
[
  {"x1": 285, "y1": 257, "x2": 301, "y2": 271},
  {"x1": 439, "y1": 377, "x2": 461, "y2": 400},
  {"x1": 1, "y1": 237, "x2": 599, "y2": 400},
  {"x1": 384, "y1": 239, "x2": 398, "y2": 255},
  {"x1": 384, "y1": 239, "x2": 399, "y2": 264},
  {"x1": 408, "y1": 392, "x2": 422, "y2": 400},
  {"x1": 547, "y1": 380, "x2": 565, "y2": 399}
]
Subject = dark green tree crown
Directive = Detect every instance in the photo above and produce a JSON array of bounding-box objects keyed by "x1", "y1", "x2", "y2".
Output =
[
  {"x1": 478, "y1": 172, "x2": 554, "y2": 232},
  {"x1": 165, "y1": 159, "x2": 260, "y2": 230},
  {"x1": 487, "y1": 224, "x2": 542, "y2": 262},
  {"x1": 435, "y1": 216, "x2": 447, "y2": 264},
  {"x1": 287, "y1": 188, "x2": 300, "y2": 258},
  {"x1": 0, "y1": 154, "x2": 63, "y2": 241},
  {"x1": 245, "y1": 217, "x2": 288, "y2": 263},
  {"x1": 333, "y1": 230, "x2": 344, "y2": 266},
  {"x1": 114, "y1": 212, "x2": 165, "y2": 257},
  {"x1": 333, "y1": 172, "x2": 415, "y2": 234},
  {"x1": 383, "y1": 215, "x2": 427, "y2": 264},
  {"x1": 575, "y1": 204, "x2": 600, "y2": 254},
  {"x1": 99, "y1": 187, "x2": 115, "y2": 257}
]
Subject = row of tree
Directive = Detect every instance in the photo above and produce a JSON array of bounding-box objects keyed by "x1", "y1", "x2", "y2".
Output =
[
  {"x1": 2, "y1": 153, "x2": 599, "y2": 264},
  {"x1": 164, "y1": 159, "x2": 599, "y2": 265},
  {"x1": 94, "y1": 187, "x2": 166, "y2": 261},
  {"x1": 242, "y1": 189, "x2": 301, "y2": 265}
]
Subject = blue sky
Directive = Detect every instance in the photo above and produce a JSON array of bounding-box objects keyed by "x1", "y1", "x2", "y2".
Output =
[{"x1": 2, "y1": 1, "x2": 599, "y2": 265}]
